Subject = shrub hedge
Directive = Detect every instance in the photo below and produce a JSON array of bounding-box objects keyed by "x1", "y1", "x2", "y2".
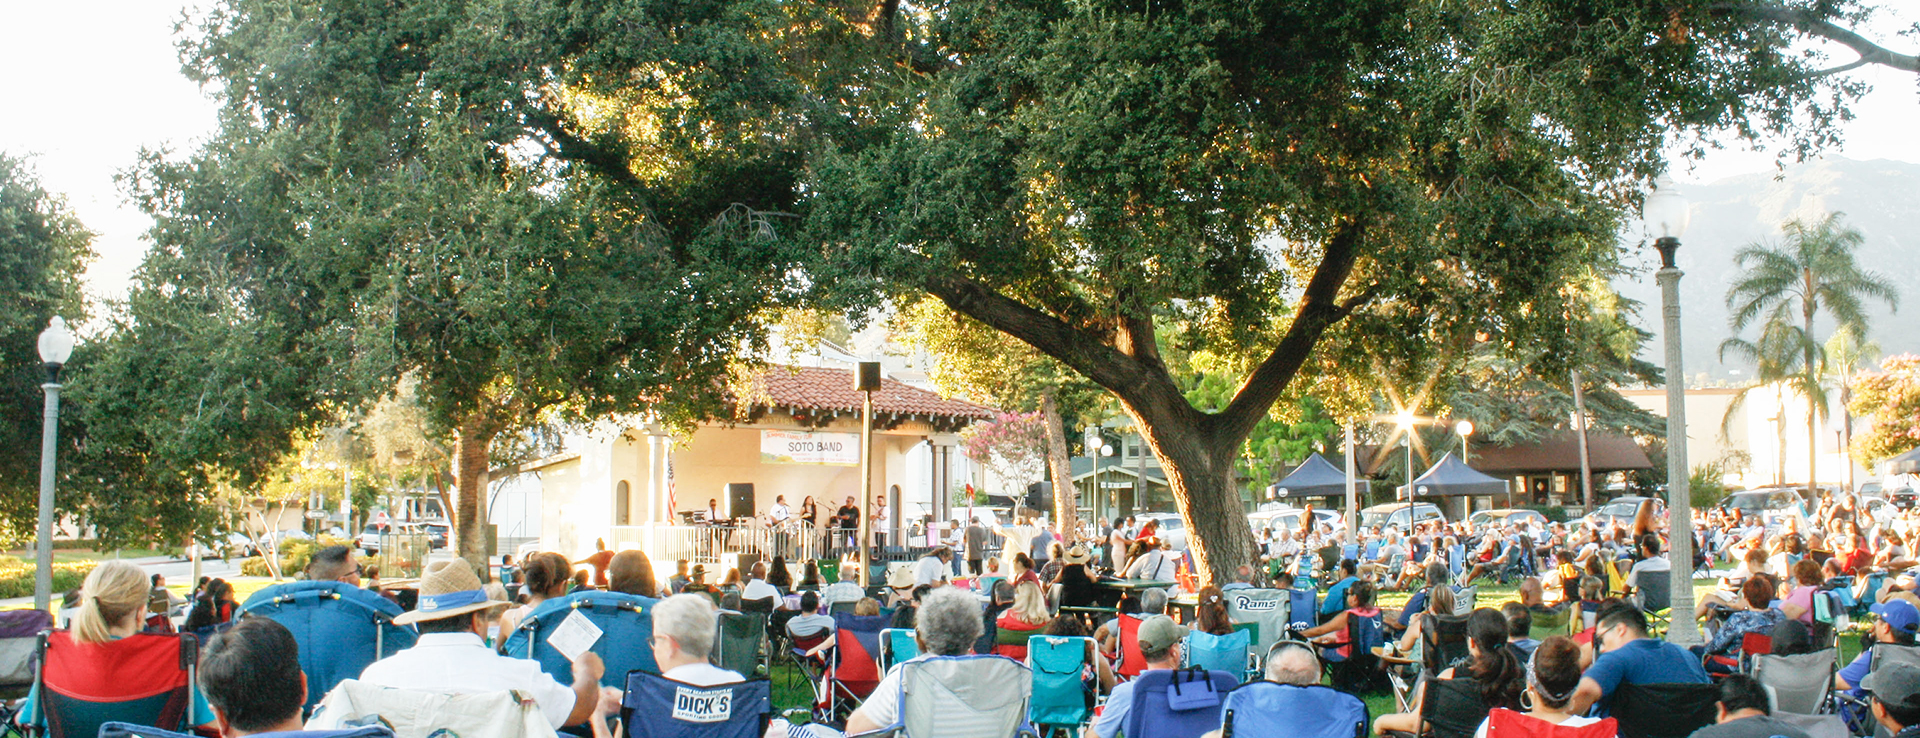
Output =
[
  {"x1": 239, "y1": 535, "x2": 353, "y2": 578},
  {"x1": 0, "y1": 560, "x2": 99, "y2": 599}
]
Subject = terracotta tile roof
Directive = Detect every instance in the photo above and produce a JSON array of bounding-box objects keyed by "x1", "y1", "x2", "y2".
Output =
[{"x1": 743, "y1": 366, "x2": 996, "y2": 429}]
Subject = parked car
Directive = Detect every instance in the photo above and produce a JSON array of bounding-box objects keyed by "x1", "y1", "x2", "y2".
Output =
[
  {"x1": 1135, "y1": 512, "x2": 1189, "y2": 550},
  {"x1": 181, "y1": 532, "x2": 257, "y2": 560},
  {"x1": 1468, "y1": 508, "x2": 1548, "y2": 532},
  {"x1": 356, "y1": 523, "x2": 388, "y2": 554},
  {"x1": 422, "y1": 522, "x2": 450, "y2": 550},
  {"x1": 1360, "y1": 502, "x2": 1446, "y2": 533},
  {"x1": 1714, "y1": 487, "x2": 1809, "y2": 525},
  {"x1": 1859, "y1": 481, "x2": 1885, "y2": 500},
  {"x1": 1258, "y1": 508, "x2": 1346, "y2": 538},
  {"x1": 1580, "y1": 496, "x2": 1663, "y2": 529}
]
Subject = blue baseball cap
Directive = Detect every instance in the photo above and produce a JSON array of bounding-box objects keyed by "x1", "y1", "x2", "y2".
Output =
[{"x1": 1872, "y1": 599, "x2": 1920, "y2": 635}]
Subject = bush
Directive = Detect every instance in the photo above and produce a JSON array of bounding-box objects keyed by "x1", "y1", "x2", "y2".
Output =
[
  {"x1": 0, "y1": 560, "x2": 98, "y2": 599},
  {"x1": 1524, "y1": 505, "x2": 1569, "y2": 523}
]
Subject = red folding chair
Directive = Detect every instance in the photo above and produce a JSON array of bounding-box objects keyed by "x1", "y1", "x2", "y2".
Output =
[
  {"x1": 26, "y1": 630, "x2": 201, "y2": 738},
  {"x1": 1115, "y1": 615, "x2": 1147, "y2": 679},
  {"x1": 821, "y1": 613, "x2": 887, "y2": 722}
]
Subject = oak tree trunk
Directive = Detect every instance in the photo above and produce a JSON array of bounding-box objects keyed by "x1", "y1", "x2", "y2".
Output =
[
  {"x1": 452, "y1": 416, "x2": 495, "y2": 578},
  {"x1": 1129, "y1": 406, "x2": 1257, "y2": 585},
  {"x1": 1042, "y1": 390, "x2": 1079, "y2": 543}
]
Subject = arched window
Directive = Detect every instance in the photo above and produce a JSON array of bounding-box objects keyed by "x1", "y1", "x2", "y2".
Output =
[{"x1": 616, "y1": 480, "x2": 631, "y2": 525}]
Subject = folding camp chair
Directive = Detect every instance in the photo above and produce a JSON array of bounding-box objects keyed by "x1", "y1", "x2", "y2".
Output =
[
  {"x1": 994, "y1": 618, "x2": 1047, "y2": 660},
  {"x1": 24, "y1": 630, "x2": 203, "y2": 738},
  {"x1": 620, "y1": 670, "x2": 771, "y2": 738},
  {"x1": 1028, "y1": 636, "x2": 1092, "y2": 737},
  {"x1": 1114, "y1": 615, "x2": 1149, "y2": 679},
  {"x1": 1324, "y1": 610, "x2": 1386, "y2": 694},
  {"x1": 1423, "y1": 614, "x2": 1472, "y2": 676},
  {"x1": 1287, "y1": 588, "x2": 1319, "y2": 632},
  {"x1": 820, "y1": 612, "x2": 890, "y2": 722},
  {"x1": 879, "y1": 628, "x2": 918, "y2": 672},
  {"x1": 1451, "y1": 587, "x2": 1477, "y2": 617},
  {"x1": 1483, "y1": 709, "x2": 1618, "y2": 738},
  {"x1": 1119, "y1": 667, "x2": 1237, "y2": 738},
  {"x1": 0, "y1": 610, "x2": 51, "y2": 689},
  {"x1": 1220, "y1": 681, "x2": 1368, "y2": 738},
  {"x1": 1400, "y1": 677, "x2": 1489, "y2": 738},
  {"x1": 1609, "y1": 682, "x2": 1719, "y2": 738},
  {"x1": 501, "y1": 591, "x2": 657, "y2": 687},
  {"x1": 846, "y1": 655, "x2": 1035, "y2": 738},
  {"x1": 1751, "y1": 648, "x2": 1837, "y2": 715},
  {"x1": 1183, "y1": 630, "x2": 1251, "y2": 686},
  {"x1": 1634, "y1": 574, "x2": 1673, "y2": 635},
  {"x1": 100, "y1": 721, "x2": 390, "y2": 738},
  {"x1": 714, "y1": 609, "x2": 768, "y2": 677},
  {"x1": 240, "y1": 581, "x2": 418, "y2": 711},
  {"x1": 1225, "y1": 588, "x2": 1290, "y2": 659}
]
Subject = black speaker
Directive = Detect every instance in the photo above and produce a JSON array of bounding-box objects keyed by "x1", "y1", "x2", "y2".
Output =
[
  {"x1": 854, "y1": 361, "x2": 882, "y2": 392},
  {"x1": 727, "y1": 483, "x2": 756, "y2": 519},
  {"x1": 1024, "y1": 481, "x2": 1053, "y2": 513}
]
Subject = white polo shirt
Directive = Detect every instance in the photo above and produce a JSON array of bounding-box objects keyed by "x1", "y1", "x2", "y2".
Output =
[{"x1": 357, "y1": 632, "x2": 577, "y2": 728}]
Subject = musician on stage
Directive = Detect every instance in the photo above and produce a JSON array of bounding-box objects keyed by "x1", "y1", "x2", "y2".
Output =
[
  {"x1": 769, "y1": 495, "x2": 792, "y2": 525},
  {"x1": 833, "y1": 496, "x2": 860, "y2": 550},
  {"x1": 704, "y1": 498, "x2": 723, "y2": 523}
]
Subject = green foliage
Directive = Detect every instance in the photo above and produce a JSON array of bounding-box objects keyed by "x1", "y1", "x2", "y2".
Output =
[
  {"x1": 0, "y1": 153, "x2": 93, "y2": 540},
  {"x1": 1523, "y1": 506, "x2": 1570, "y2": 524},
  {"x1": 1851, "y1": 354, "x2": 1920, "y2": 465},
  {"x1": 0, "y1": 560, "x2": 96, "y2": 599},
  {"x1": 1690, "y1": 462, "x2": 1732, "y2": 511},
  {"x1": 238, "y1": 535, "x2": 353, "y2": 578}
]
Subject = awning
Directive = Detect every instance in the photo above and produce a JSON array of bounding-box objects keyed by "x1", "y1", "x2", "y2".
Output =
[
  {"x1": 1396, "y1": 452, "x2": 1512, "y2": 497},
  {"x1": 1266, "y1": 453, "x2": 1370, "y2": 499}
]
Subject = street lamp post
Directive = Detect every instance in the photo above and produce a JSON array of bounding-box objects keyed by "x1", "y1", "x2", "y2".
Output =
[
  {"x1": 1397, "y1": 411, "x2": 1417, "y2": 525},
  {"x1": 1456, "y1": 420, "x2": 1477, "y2": 517},
  {"x1": 35, "y1": 317, "x2": 74, "y2": 613},
  {"x1": 1646, "y1": 176, "x2": 1701, "y2": 645},
  {"x1": 854, "y1": 362, "x2": 881, "y2": 587}
]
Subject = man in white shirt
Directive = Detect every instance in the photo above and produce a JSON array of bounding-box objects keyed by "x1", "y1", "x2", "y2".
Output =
[
  {"x1": 361, "y1": 560, "x2": 602, "y2": 729},
  {"x1": 819, "y1": 562, "x2": 865, "y2": 609},
  {"x1": 768, "y1": 495, "x2": 791, "y2": 524},
  {"x1": 914, "y1": 547, "x2": 952, "y2": 587},
  {"x1": 742, "y1": 561, "x2": 781, "y2": 602},
  {"x1": 651, "y1": 594, "x2": 743, "y2": 686}
]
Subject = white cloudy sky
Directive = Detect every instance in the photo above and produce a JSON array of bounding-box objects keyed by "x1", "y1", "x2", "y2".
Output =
[{"x1": 3, "y1": 2, "x2": 1917, "y2": 309}]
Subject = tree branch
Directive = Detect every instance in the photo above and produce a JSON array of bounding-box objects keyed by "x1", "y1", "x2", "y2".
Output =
[
  {"x1": 917, "y1": 263, "x2": 1199, "y2": 427},
  {"x1": 1213, "y1": 220, "x2": 1368, "y2": 445},
  {"x1": 1713, "y1": 2, "x2": 1919, "y2": 73},
  {"x1": 520, "y1": 107, "x2": 642, "y2": 186}
]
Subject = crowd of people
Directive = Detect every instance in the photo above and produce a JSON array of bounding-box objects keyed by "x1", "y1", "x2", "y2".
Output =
[{"x1": 24, "y1": 484, "x2": 1920, "y2": 738}]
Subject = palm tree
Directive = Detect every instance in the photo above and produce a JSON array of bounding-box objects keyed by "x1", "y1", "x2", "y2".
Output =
[{"x1": 1720, "y1": 212, "x2": 1897, "y2": 493}]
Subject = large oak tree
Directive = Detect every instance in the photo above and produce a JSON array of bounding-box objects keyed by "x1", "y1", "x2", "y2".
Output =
[{"x1": 127, "y1": 0, "x2": 1913, "y2": 580}]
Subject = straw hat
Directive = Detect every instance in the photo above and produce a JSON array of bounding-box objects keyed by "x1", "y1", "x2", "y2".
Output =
[
  {"x1": 886, "y1": 565, "x2": 916, "y2": 589},
  {"x1": 1062, "y1": 545, "x2": 1092, "y2": 565},
  {"x1": 393, "y1": 559, "x2": 510, "y2": 625}
]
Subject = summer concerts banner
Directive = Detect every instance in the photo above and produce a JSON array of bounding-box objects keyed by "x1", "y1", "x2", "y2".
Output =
[{"x1": 759, "y1": 430, "x2": 860, "y2": 466}]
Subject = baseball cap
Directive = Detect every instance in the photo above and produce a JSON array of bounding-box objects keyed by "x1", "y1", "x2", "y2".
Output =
[
  {"x1": 1136, "y1": 615, "x2": 1190, "y2": 653},
  {"x1": 1863, "y1": 661, "x2": 1920, "y2": 712},
  {"x1": 1872, "y1": 599, "x2": 1920, "y2": 635}
]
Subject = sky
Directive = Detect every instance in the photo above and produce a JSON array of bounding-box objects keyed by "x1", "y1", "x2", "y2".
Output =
[{"x1": 2, "y1": 2, "x2": 1917, "y2": 312}]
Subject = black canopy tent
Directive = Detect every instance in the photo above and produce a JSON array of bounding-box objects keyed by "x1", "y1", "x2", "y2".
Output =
[
  {"x1": 1886, "y1": 447, "x2": 1920, "y2": 476},
  {"x1": 1267, "y1": 453, "x2": 1371, "y2": 499},
  {"x1": 1394, "y1": 452, "x2": 1511, "y2": 498}
]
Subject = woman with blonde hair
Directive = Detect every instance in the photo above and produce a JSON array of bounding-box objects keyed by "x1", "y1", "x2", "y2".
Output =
[{"x1": 72, "y1": 560, "x2": 151, "y2": 644}]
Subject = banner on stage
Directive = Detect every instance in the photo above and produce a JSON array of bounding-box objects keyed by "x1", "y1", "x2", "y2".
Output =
[{"x1": 760, "y1": 430, "x2": 860, "y2": 466}]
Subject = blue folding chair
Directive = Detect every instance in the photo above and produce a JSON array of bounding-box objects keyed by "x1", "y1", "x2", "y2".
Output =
[
  {"x1": 1028, "y1": 636, "x2": 1093, "y2": 734},
  {"x1": 620, "y1": 671, "x2": 771, "y2": 738},
  {"x1": 1120, "y1": 668, "x2": 1238, "y2": 738},
  {"x1": 880, "y1": 628, "x2": 918, "y2": 672},
  {"x1": 501, "y1": 590, "x2": 658, "y2": 686},
  {"x1": 1218, "y1": 681, "x2": 1368, "y2": 738},
  {"x1": 1286, "y1": 588, "x2": 1318, "y2": 633},
  {"x1": 1183, "y1": 630, "x2": 1251, "y2": 686},
  {"x1": 240, "y1": 581, "x2": 417, "y2": 711}
]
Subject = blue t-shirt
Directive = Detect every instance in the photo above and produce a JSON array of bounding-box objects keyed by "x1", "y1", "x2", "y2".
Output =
[
  {"x1": 1584, "y1": 637, "x2": 1709, "y2": 704},
  {"x1": 1840, "y1": 649, "x2": 1875, "y2": 697},
  {"x1": 1322, "y1": 577, "x2": 1359, "y2": 616}
]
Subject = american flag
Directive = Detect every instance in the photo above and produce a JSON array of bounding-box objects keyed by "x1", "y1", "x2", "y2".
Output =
[{"x1": 665, "y1": 454, "x2": 676, "y2": 518}]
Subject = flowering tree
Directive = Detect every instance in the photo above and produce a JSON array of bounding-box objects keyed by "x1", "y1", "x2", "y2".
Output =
[
  {"x1": 961, "y1": 411, "x2": 1051, "y2": 493},
  {"x1": 1851, "y1": 355, "x2": 1920, "y2": 464}
]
